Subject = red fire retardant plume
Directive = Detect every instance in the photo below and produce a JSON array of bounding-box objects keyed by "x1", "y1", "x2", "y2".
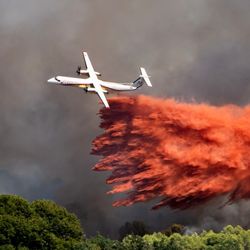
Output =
[{"x1": 91, "y1": 95, "x2": 250, "y2": 210}]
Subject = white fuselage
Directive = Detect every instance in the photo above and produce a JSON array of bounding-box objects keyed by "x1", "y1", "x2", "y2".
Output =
[
  {"x1": 99, "y1": 80, "x2": 135, "y2": 91},
  {"x1": 48, "y1": 76, "x2": 136, "y2": 92}
]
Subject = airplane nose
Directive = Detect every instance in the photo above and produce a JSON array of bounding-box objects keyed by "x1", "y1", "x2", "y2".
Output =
[{"x1": 48, "y1": 77, "x2": 57, "y2": 83}]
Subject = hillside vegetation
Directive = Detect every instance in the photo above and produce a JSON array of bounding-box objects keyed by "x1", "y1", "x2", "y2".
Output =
[{"x1": 0, "y1": 195, "x2": 249, "y2": 250}]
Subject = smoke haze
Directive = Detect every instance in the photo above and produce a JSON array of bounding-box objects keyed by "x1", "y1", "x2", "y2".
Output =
[{"x1": 1, "y1": 0, "x2": 250, "y2": 238}]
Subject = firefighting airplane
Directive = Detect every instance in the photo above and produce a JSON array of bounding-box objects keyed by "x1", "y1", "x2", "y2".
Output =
[{"x1": 47, "y1": 52, "x2": 152, "y2": 108}]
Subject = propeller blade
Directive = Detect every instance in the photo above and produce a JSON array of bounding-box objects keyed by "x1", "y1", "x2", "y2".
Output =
[{"x1": 76, "y1": 66, "x2": 81, "y2": 75}]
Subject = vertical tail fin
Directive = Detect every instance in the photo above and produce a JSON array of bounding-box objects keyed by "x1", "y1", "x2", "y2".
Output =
[
  {"x1": 140, "y1": 67, "x2": 152, "y2": 87},
  {"x1": 132, "y1": 67, "x2": 152, "y2": 89}
]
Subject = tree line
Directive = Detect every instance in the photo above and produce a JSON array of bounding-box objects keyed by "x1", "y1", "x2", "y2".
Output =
[{"x1": 0, "y1": 195, "x2": 249, "y2": 249}]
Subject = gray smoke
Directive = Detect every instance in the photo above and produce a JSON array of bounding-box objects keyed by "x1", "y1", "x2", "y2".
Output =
[{"x1": 1, "y1": 0, "x2": 250, "y2": 238}]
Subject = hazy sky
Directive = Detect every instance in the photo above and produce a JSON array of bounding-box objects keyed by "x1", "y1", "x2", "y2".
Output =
[{"x1": 1, "y1": 0, "x2": 250, "y2": 238}]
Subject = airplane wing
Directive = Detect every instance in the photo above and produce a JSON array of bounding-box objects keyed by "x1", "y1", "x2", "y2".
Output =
[
  {"x1": 83, "y1": 52, "x2": 97, "y2": 79},
  {"x1": 95, "y1": 86, "x2": 110, "y2": 108},
  {"x1": 83, "y1": 52, "x2": 109, "y2": 108}
]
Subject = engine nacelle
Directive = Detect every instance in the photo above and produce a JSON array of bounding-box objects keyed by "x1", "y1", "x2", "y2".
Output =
[
  {"x1": 85, "y1": 87, "x2": 96, "y2": 92},
  {"x1": 79, "y1": 70, "x2": 89, "y2": 76},
  {"x1": 84, "y1": 87, "x2": 108, "y2": 94},
  {"x1": 94, "y1": 71, "x2": 101, "y2": 76},
  {"x1": 80, "y1": 70, "x2": 101, "y2": 76}
]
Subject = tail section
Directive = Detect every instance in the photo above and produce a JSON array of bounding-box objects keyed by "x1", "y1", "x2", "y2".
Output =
[
  {"x1": 132, "y1": 77, "x2": 144, "y2": 88},
  {"x1": 140, "y1": 67, "x2": 152, "y2": 87},
  {"x1": 132, "y1": 67, "x2": 152, "y2": 89}
]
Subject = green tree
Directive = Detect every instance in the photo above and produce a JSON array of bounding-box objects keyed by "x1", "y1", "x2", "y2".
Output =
[
  {"x1": 202, "y1": 230, "x2": 244, "y2": 250},
  {"x1": 166, "y1": 233, "x2": 205, "y2": 250},
  {"x1": 143, "y1": 232, "x2": 170, "y2": 250},
  {"x1": 0, "y1": 195, "x2": 84, "y2": 249},
  {"x1": 88, "y1": 234, "x2": 123, "y2": 250},
  {"x1": 122, "y1": 235, "x2": 149, "y2": 250}
]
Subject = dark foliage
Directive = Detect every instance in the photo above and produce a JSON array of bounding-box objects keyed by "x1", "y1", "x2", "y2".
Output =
[
  {"x1": 0, "y1": 195, "x2": 84, "y2": 249},
  {"x1": 118, "y1": 220, "x2": 150, "y2": 240}
]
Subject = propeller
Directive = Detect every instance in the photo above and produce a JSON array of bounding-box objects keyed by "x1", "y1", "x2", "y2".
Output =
[{"x1": 76, "y1": 66, "x2": 81, "y2": 75}]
